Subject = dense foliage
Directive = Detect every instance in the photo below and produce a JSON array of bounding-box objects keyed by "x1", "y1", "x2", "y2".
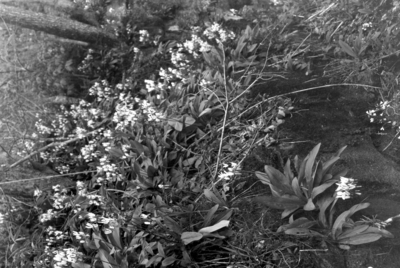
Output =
[{"x1": 2, "y1": 0, "x2": 400, "y2": 267}]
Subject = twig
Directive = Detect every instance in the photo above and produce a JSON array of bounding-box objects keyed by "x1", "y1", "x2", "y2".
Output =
[
  {"x1": 0, "y1": 171, "x2": 94, "y2": 185},
  {"x1": 382, "y1": 129, "x2": 400, "y2": 151},
  {"x1": 6, "y1": 129, "x2": 102, "y2": 169}
]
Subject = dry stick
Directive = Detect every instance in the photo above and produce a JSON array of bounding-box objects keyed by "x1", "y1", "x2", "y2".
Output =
[
  {"x1": 6, "y1": 129, "x2": 101, "y2": 170},
  {"x1": 213, "y1": 42, "x2": 229, "y2": 182},
  {"x1": 0, "y1": 171, "x2": 94, "y2": 185}
]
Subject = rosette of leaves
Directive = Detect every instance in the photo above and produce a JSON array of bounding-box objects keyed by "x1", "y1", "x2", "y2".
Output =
[
  {"x1": 255, "y1": 143, "x2": 348, "y2": 218},
  {"x1": 277, "y1": 202, "x2": 394, "y2": 250}
]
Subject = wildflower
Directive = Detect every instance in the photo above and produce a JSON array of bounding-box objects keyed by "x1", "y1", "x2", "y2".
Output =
[
  {"x1": 335, "y1": 176, "x2": 361, "y2": 200},
  {"x1": 218, "y1": 162, "x2": 241, "y2": 180}
]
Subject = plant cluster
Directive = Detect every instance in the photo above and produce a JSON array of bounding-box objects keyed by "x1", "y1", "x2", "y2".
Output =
[
  {"x1": 256, "y1": 143, "x2": 395, "y2": 250},
  {"x1": 2, "y1": 8, "x2": 294, "y2": 267}
]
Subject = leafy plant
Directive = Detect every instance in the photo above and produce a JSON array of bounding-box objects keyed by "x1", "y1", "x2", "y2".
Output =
[
  {"x1": 255, "y1": 143, "x2": 347, "y2": 218},
  {"x1": 278, "y1": 201, "x2": 394, "y2": 250}
]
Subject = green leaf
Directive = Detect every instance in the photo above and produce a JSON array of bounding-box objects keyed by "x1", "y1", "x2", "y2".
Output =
[
  {"x1": 332, "y1": 203, "x2": 370, "y2": 239},
  {"x1": 203, "y1": 204, "x2": 219, "y2": 227},
  {"x1": 303, "y1": 198, "x2": 316, "y2": 211},
  {"x1": 339, "y1": 40, "x2": 358, "y2": 59},
  {"x1": 204, "y1": 189, "x2": 227, "y2": 206},
  {"x1": 277, "y1": 217, "x2": 316, "y2": 232},
  {"x1": 253, "y1": 195, "x2": 304, "y2": 211},
  {"x1": 338, "y1": 233, "x2": 382, "y2": 245},
  {"x1": 255, "y1": 171, "x2": 270, "y2": 184},
  {"x1": 282, "y1": 207, "x2": 300, "y2": 219},
  {"x1": 164, "y1": 216, "x2": 183, "y2": 235},
  {"x1": 336, "y1": 225, "x2": 369, "y2": 240},
  {"x1": 162, "y1": 255, "x2": 177, "y2": 266},
  {"x1": 311, "y1": 180, "x2": 337, "y2": 199},
  {"x1": 313, "y1": 161, "x2": 324, "y2": 187},
  {"x1": 181, "y1": 232, "x2": 203, "y2": 245},
  {"x1": 72, "y1": 263, "x2": 91, "y2": 268},
  {"x1": 283, "y1": 159, "x2": 294, "y2": 182},
  {"x1": 305, "y1": 143, "x2": 321, "y2": 190},
  {"x1": 285, "y1": 228, "x2": 324, "y2": 237},
  {"x1": 199, "y1": 220, "x2": 230, "y2": 233},
  {"x1": 168, "y1": 118, "x2": 183, "y2": 131},
  {"x1": 291, "y1": 177, "x2": 306, "y2": 200},
  {"x1": 316, "y1": 195, "x2": 335, "y2": 228},
  {"x1": 184, "y1": 116, "x2": 196, "y2": 127},
  {"x1": 263, "y1": 165, "x2": 293, "y2": 195},
  {"x1": 98, "y1": 248, "x2": 118, "y2": 268}
]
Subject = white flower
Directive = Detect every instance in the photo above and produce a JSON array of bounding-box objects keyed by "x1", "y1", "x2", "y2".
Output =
[{"x1": 335, "y1": 176, "x2": 361, "y2": 200}]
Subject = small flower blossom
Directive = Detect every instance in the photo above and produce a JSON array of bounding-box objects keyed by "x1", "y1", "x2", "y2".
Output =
[{"x1": 335, "y1": 176, "x2": 361, "y2": 200}]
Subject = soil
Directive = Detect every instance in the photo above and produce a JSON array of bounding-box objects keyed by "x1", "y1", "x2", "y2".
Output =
[{"x1": 249, "y1": 68, "x2": 400, "y2": 268}]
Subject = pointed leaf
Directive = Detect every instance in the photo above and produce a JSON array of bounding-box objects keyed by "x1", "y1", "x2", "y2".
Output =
[
  {"x1": 322, "y1": 156, "x2": 340, "y2": 176},
  {"x1": 282, "y1": 207, "x2": 300, "y2": 219},
  {"x1": 291, "y1": 177, "x2": 306, "y2": 200},
  {"x1": 303, "y1": 198, "x2": 316, "y2": 211},
  {"x1": 316, "y1": 195, "x2": 335, "y2": 228},
  {"x1": 162, "y1": 255, "x2": 177, "y2": 266},
  {"x1": 283, "y1": 159, "x2": 294, "y2": 182},
  {"x1": 253, "y1": 195, "x2": 304, "y2": 210},
  {"x1": 204, "y1": 189, "x2": 226, "y2": 206},
  {"x1": 313, "y1": 161, "x2": 324, "y2": 187},
  {"x1": 278, "y1": 217, "x2": 316, "y2": 232},
  {"x1": 203, "y1": 205, "x2": 219, "y2": 227},
  {"x1": 199, "y1": 220, "x2": 230, "y2": 233},
  {"x1": 339, "y1": 40, "x2": 358, "y2": 59},
  {"x1": 263, "y1": 165, "x2": 293, "y2": 194},
  {"x1": 311, "y1": 180, "x2": 337, "y2": 199},
  {"x1": 285, "y1": 228, "x2": 324, "y2": 237},
  {"x1": 181, "y1": 232, "x2": 203, "y2": 245},
  {"x1": 164, "y1": 216, "x2": 183, "y2": 234},
  {"x1": 332, "y1": 203, "x2": 370, "y2": 238},
  {"x1": 332, "y1": 168, "x2": 348, "y2": 181},
  {"x1": 338, "y1": 233, "x2": 382, "y2": 245},
  {"x1": 337, "y1": 225, "x2": 369, "y2": 240},
  {"x1": 305, "y1": 143, "x2": 321, "y2": 188}
]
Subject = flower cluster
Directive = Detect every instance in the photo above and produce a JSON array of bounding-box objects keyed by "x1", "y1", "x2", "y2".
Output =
[
  {"x1": 362, "y1": 22, "x2": 373, "y2": 31},
  {"x1": 366, "y1": 99, "x2": 400, "y2": 134},
  {"x1": 96, "y1": 156, "x2": 122, "y2": 182},
  {"x1": 204, "y1": 22, "x2": 236, "y2": 43},
  {"x1": 89, "y1": 80, "x2": 114, "y2": 101},
  {"x1": 72, "y1": 231, "x2": 89, "y2": 243},
  {"x1": 52, "y1": 185, "x2": 70, "y2": 210},
  {"x1": 39, "y1": 209, "x2": 57, "y2": 223},
  {"x1": 218, "y1": 162, "x2": 241, "y2": 181},
  {"x1": 335, "y1": 176, "x2": 361, "y2": 200},
  {"x1": 52, "y1": 248, "x2": 81, "y2": 268},
  {"x1": 46, "y1": 226, "x2": 68, "y2": 247}
]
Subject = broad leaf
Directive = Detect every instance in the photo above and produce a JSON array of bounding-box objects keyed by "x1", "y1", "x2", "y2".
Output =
[
  {"x1": 204, "y1": 189, "x2": 227, "y2": 206},
  {"x1": 199, "y1": 220, "x2": 230, "y2": 233},
  {"x1": 203, "y1": 204, "x2": 219, "y2": 227},
  {"x1": 303, "y1": 198, "x2": 316, "y2": 211},
  {"x1": 305, "y1": 143, "x2": 321, "y2": 189},
  {"x1": 338, "y1": 233, "x2": 382, "y2": 245},
  {"x1": 316, "y1": 195, "x2": 335, "y2": 228},
  {"x1": 313, "y1": 161, "x2": 324, "y2": 187},
  {"x1": 263, "y1": 165, "x2": 293, "y2": 194},
  {"x1": 311, "y1": 180, "x2": 337, "y2": 199},
  {"x1": 253, "y1": 196, "x2": 304, "y2": 211},
  {"x1": 291, "y1": 177, "x2": 306, "y2": 200},
  {"x1": 285, "y1": 228, "x2": 324, "y2": 237},
  {"x1": 283, "y1": 159, "x2": 294, "y2": 182},
  {"x1": 336, "y1": 225, "x2": 369, "y2": 240},
  {"x1": 164, "y1": 216, "x2": 183, "y2": 235},
  {"x1": 339, "y1": 40, "x2": 358, "y2": 59},
  {"x1": 282, "y1": 207, "x2": 300, "y2": 219},
  {"x1": 332, "y1": 203, "x2": 370, "y2": 239},
  {"x1": 181, "y1": 232, "x2": 203, "y2": 245}
]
